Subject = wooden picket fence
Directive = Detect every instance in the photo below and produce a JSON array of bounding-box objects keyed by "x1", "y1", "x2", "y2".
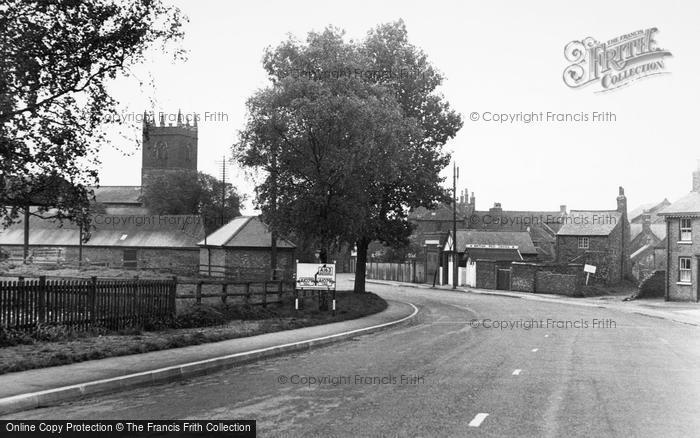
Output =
[{"x1": 0, "y1": 276, "x2": 175, "y2": 332}]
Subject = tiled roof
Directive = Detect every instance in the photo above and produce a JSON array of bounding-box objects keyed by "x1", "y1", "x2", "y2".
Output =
[
  {"x1": 199, "y1": 216, "x2": 296, "y2": 249},
  {"x1": 468, "y1": 210, "x2": 566, "y2": 234},
  {"x1": 90, "y1": 186, "x2": 142, "y2": 204},
  {"x1": 631, "y1": 244, "x2": 652, "y2": 260},
  {"x1": 451, "y1": 230, "x2": 537, "y2": 255},
  {"x1": 465, "y1": 247, "x2": 523, "y2": 261},
  {"x1": 630, "y1": 223, "x2": 667, "y2": 241},
  {"x1": 658, "y1": 192, "x2": 700, "y2": 216},
  {"x1": 0, "y1": 214, "x2": 204, "y2": 248},
  {"x1": 409, "y1": 203, "x2": 468, "y2": 221},
  {"x1": 556, "y1": 211, "x2": 622, "y2": 236}
]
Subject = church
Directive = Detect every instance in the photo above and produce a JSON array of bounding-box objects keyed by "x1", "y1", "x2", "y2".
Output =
[
  {"x1": 93, "y1": 110, "x2": 199, "y2": 213},
  {"x1": 0, "y1": 111, "x2": 205, "y2": 272}
]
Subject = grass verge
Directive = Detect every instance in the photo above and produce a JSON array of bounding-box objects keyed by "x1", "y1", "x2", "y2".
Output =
[{"x1": 0, "y1": 291, "x2": 387, "y2": 375}]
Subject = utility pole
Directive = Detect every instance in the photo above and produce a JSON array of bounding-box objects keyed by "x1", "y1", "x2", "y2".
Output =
[
  {"x1": 216, "y1": 155, "x2": 227, "y2": 228},
  {"x1": 270, "y1": 143, "x2": 278, "y2": 280},
  {"x1": 452, "y1": 162, "x2": 459, "y2": 290}
]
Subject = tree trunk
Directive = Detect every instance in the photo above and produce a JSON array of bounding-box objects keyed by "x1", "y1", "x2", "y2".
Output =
[{"x1": 353, "y1": 237, "x2": 370, "y2": 293}]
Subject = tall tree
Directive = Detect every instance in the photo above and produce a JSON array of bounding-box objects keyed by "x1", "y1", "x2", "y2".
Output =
[
  {"x1": 0, "y1": 0, "x2": 185, "y2": 228},
  {"x1": 140, "y1": 171, "x2": 242, "y2": 234},
  {"x1": 236, "y1": 22, "x2": 462, "y2": 292}
]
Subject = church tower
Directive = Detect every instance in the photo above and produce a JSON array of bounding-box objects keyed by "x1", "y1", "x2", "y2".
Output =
[{"x1": 141, "y1": 110, "x2": 198, "y2": 186}]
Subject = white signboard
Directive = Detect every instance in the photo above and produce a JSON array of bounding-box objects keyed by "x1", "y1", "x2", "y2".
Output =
[
  {"x1": 296, "y1": 263, "x2": 336, "y2": 290},
  {"x1": 584, "y1": 264, "x2": 597, "y2": 274}
]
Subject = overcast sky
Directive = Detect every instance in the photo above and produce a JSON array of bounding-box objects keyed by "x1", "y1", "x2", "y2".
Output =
[{"x1": 97, "y1": 0, "x2": 700, "y2": 215}]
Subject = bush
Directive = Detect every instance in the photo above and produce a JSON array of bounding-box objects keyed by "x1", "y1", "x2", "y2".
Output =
[
  {"x1": 175, "y1": 304, "x2": 227, "y2": 328},
  {"x1": 635, "y1": 270, "x2": 665, "y2": 299}
]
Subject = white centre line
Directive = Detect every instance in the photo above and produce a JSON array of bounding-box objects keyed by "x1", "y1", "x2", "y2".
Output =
[
  {"x1": 512, "y1": 369, "x2": 522, "y2": 375},
  {"x1": 468, "y1": 413, "x2": 489, "y2": 427},
  {"x1": 531, "y1": 348, "x2": 539, "y2": 352}
]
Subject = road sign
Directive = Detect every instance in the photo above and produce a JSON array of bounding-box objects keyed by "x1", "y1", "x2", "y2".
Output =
[
  {"x1": 296, "y1": 263, "x2": 336, "y2": 290},
  {"x1": 584, "y1": 264, "x2": 597, "y2": 274}
]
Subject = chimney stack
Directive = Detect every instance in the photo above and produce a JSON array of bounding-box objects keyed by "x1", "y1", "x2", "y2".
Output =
[
  {"x1": 616, "y1": 186, "x2": 627, "y2": 215},
  {"x1": 693, "y1": 159, "x2": 700, "y2": 192},
  {"x1": 490, "y1": 202, "x2": 503, "y2": 213},
  {"x1": 560, "y1": 204, "x2": 567, "y2": 215},
  {"x1": 642, "y1": 210, "x2": 651, "y2": 232}
]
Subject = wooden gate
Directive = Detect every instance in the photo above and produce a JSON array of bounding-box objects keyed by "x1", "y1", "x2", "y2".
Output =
[{"x1": 496, "y1": 268, "x2": 511, "y2": 291}]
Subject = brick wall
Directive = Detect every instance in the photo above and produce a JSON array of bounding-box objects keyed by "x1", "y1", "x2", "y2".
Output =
[
  {"x1": 225, "y1": 248, "x2": 295, "y2": 280},
  {"x1": 475, "y1": 260, "x2": 513, "y2": 290},
  {"x1": 511, "y1": 263, "x2": 537, "y2": 292},
  {"x1": 535, "y1": 271, "x2": 580, "y2": 296},
  {"x1": 0, "y1": 244, "x2": 199, "y2": 274},
  {"x1": 666, "y1": 217, "x2": 699, "y2": 301}
]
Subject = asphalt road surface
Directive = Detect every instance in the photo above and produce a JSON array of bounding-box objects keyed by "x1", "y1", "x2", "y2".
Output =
[{"x1": 7, "y1": 277, "x2": 700, "y2": 437}]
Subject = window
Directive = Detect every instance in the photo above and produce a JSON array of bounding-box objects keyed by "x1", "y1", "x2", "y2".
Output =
[
  {"x1": 578, "y1": 237, "x2": 590, "y2": 249},
  {"x1": 680, "y1": 218, "x2": 692, "y2": 241},
  {"x1": 679, "y1": 257, "x2": 692, "y2": 283}
]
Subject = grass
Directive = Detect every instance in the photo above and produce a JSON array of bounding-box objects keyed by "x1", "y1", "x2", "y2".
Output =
[
  {"x1": 580, "y1": 279, "x2": 639, "y2": 298},
  {"x1": 0, "y1": 291, "x2": 387, "y2": 375}
]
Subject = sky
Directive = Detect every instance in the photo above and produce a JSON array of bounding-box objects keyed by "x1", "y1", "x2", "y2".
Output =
[{"x1": 97, "y1": 0, "x2": 700, "y2": 215}]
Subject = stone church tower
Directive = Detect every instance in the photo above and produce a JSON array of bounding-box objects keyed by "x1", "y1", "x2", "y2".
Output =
[{"x1": 141, "y1": 110, "x2": 198, "y2": 186}]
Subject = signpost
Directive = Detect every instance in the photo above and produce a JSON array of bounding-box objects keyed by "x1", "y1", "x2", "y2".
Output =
[
  {"x1": 584, "y1": 264, "x2": 596, "y2": 285},
  {"x1": 295, "y1": 262, "x2": 337, "y2": 314}
]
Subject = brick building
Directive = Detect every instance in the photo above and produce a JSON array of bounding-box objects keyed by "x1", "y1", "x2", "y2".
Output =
[
  {"x1": 630, "y1": 212, "x2": 667, "y2": 281},
  {"x1": 0, "y1": 214, "x2": 204, "y2": 272},
  {"x1": 199, "y1": 216, "x2": 296, "y2": 280},
  {"x1": 443, "y1": 229, "x2": 538, "y2": 286},
  {"x1": 555, "y1": 187, "x2": 631, "y2": 283},
  {"x1": 658, "y1": 162, "x2": 700, "y2": 301},
  {"x1": 466, "y1": 202, "x2": 567, "y2": 261}
]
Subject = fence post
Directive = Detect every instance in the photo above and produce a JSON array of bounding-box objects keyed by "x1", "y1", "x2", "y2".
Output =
[
  {"x1": 90, "y1": 276, "x2": 97, "y2": 325},
  {"x1": 221, "y1": 282, "x2": 228, "y2": 304},
  {"x1": 196, "y1": 281, "x2": 202, "y2": 304},
  {"x1": 277, "y1": 280, "x2": 283, "y2": 301},
  {"x1": 244, "y1": 282, "x2": 251, "y2": 304},
  {"x1": 262, "y1": 281, "x2": 268, "y2": 308},
  {"x1": 170, "y1": 276, "x2": 178, "y2": 317},
  {"x1": 37, "y1": 276, "x2": 46, "y2": 324}
]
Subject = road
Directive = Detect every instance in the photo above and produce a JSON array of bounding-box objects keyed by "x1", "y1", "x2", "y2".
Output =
[{"x1": 7, "y1": 276, "x2": 700, "y2": 437}]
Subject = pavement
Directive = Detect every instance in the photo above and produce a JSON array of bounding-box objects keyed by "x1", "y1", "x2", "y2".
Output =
[
  {"x1": 0, "y1": 298, "x2": 418, "y2": 416},
  {"x1": 8, "y1": 276, "x2": 699, "y2": 437},
  {"x1": 367, "y1": 279, "x2": 700, "y2": 327}
]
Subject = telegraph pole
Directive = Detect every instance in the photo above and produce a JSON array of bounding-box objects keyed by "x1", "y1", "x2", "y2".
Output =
[
  {"x1": 270, "y1": 143, "x2": 278, "y2": 280},
  {"x1": 452, "y1": 162, "x2": 459, "y2": 290}
]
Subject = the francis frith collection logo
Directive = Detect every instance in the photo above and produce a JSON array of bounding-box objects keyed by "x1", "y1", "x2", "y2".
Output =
[{"x1": 563, "y1": 28, "x2": 672, "y2": 92}]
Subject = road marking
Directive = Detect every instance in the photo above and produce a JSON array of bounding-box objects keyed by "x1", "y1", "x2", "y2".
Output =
[
  {"x1": 531, "y1": 348, "x2": 539, "y2": 352},
  {"x1": 512, "y1": 369, "x2": 521, "y2": 375},
  {"x1": 544, "y1": 334, "x2": 549, "y2": 338},
  {"x1": 468, "y1": 413, "x2": 489, "y2": 427}
]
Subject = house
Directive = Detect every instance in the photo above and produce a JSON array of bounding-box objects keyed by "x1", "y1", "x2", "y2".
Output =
[
  {"x1": 658, "y1": 162, "x2": 700, "y2": 301},
  {"x1": 555, "y1": 187, "x2": 631, "y2": 283},
  {"x1": 443, "y1": 229, "x2": 538, "y2": 286},
  {"x1": 630, "y1": 212, "x2": 667, "y2": 281},
  {"x1": 199, "y1": 216, "x2": 296, "y2": 280},
  {"x1": 466, "y1": 202, "x2": 567, "y2": 261},
  {"x1": 0, "y1": 214, "x2": 205, "y2": 272},
  {"x1": 629, "y1": 199, "x2": 671, "y2": 224}
]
